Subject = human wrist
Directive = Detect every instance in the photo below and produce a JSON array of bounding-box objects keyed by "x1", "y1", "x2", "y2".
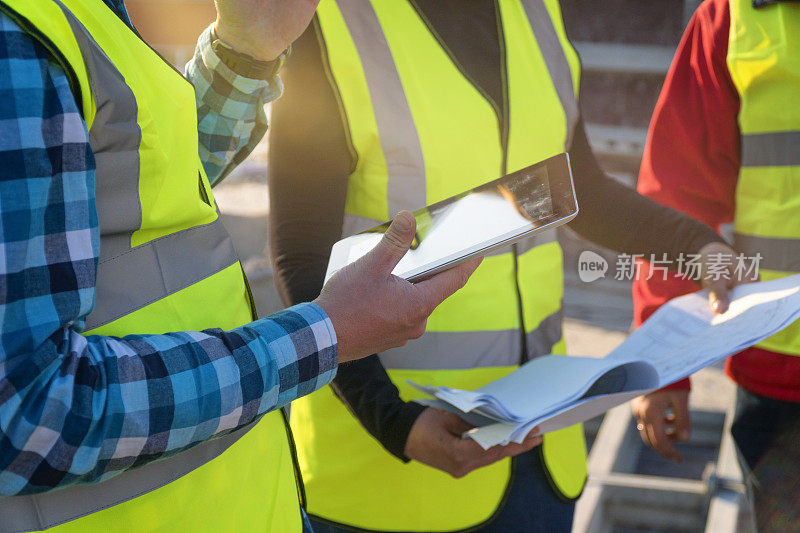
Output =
[
  {"x1": 312, "y1": 294, "x2": 355, "y2": 363},
  {"x1": 210, "y1": 23, "x2": 289, "y2": 80},
  {"x1": 390, "y1": 401, "x2": 428, "y2": 462},
  {"x1": 212, "y1": 18, "x2": 285, "y2": 62},
  {"x1": 690, "y1": 231, "x2": 728, "y2": 259}
]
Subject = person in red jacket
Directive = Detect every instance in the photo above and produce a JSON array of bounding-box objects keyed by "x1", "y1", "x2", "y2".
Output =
[{"x1": 631, "y1": 0, "x2": 800, "y2": 529}]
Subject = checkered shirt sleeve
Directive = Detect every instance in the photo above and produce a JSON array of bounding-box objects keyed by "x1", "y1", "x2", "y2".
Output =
[{"x1": 187, "y1": 25, "x2": 282, "y2": 185}]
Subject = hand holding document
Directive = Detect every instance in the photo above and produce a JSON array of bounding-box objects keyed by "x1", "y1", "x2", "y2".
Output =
[{"x1": 412, "y1": 275, "x2": 800, "y2": 449}]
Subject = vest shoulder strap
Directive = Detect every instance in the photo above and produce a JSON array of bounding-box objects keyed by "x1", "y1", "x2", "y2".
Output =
[{"x1": 0, "y1": 0, "x2": 92, "y2": 119}]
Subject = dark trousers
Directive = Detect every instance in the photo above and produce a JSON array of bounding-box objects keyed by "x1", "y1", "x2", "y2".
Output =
[
  {"x1": 308, "y1": 449, "x2": 575, "y2": 533},
  {"x1": 731, "y1": 387, "x2": 800, "y2": 532}
]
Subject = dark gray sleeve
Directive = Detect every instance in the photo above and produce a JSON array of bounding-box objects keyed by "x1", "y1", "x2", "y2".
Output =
[
  {"x1": 268, "y1": 20, "x2": 424, "y2": 461},
  {"x1": 566, "y1": 118, "x2": 721, "y2": 260}
]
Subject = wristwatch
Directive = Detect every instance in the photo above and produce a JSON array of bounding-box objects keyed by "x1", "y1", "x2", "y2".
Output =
[{"x1": 210, "y1": 31, "x2": 291, "y2": 79}]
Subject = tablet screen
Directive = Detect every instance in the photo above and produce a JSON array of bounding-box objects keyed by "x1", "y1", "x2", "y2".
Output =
[{"x1": 326, "y1": 153, "x2": 577, "y2": 282}]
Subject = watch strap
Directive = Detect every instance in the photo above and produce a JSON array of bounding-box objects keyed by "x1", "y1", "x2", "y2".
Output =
[{"x1": 210, "y1": 30, "x2": 290, "y2": 79}]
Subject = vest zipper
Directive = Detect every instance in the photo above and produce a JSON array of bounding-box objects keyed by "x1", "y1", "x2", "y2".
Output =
[
  {"x1": 493, "y1": 15, "x2": 583, "y2": 505},
  {"x1": 535, "y1": 445, "x2": 586, "y2": 503},
  {"x1": 236, "y1": 263, "x2": 309, "y2": 512},
  {"x1": 280, "y1": 407, "x2": 307, "y2": 510}
]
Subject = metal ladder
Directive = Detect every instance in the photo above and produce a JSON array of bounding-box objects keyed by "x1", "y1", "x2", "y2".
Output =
[{"x1": 573, "y1": 405, "x2": 754, "y2": 533}]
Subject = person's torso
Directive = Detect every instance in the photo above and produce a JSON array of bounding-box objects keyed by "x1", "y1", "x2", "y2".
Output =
[
  {"x1": 0, "y1": 1, "x2": 302, "y2": 530},
  {"x1": 290, "y1": 1, "x2": 587, "y2": 530},
  {"x1": 728, "y1": 0, "x2": 800, "y2": 358}
]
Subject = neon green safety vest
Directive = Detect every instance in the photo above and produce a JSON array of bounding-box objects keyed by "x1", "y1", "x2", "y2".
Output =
[
  {"x1": 0, "y1": 1, "x2": 303, "y2": 531},
  {"x1": 729, "y1": 0, "x2": 800, "y2": 356},
  {"x1": 290, "y1": 1, "x2": 587, "y2": 530}
]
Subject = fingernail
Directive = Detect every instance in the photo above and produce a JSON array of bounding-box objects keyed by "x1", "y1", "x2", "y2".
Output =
[
  {"x1": 711, "y1": 300, "x2": 719, "y2": 311},
  {"x1": 393, "y1": 211, "x2": 412, "y2": 232}
]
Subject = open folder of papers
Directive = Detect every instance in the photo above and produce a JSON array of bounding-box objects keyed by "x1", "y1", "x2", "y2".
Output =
[{"x1": 411, "y1": 274, "x2": 800, "y2": 450}]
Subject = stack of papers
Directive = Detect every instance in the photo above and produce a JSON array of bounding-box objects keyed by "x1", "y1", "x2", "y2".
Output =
[{"x1": 412, "y1": 274, "x2": 800, "y2": 449}]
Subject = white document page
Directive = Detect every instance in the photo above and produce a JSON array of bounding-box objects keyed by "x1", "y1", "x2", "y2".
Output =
[
  {"x1": 607, "y1": 274, "x2": 800, "y2": 385},
  {"x1": 465, "y1": 389, "x2": 649, "y2": 449},
  {"x1": 411, "y1": 355, "x2": 656, "y2": 423}
]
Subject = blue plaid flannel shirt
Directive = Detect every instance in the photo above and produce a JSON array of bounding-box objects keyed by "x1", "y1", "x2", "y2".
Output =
[{"x1": 0, "y1": 1, "x2": 337, "y2": 496}]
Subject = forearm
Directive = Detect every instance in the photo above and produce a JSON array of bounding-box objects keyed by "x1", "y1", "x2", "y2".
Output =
[
  {"x1": 0, "y1": 304, "x2": 336, "y2": 496},
  {"x1": 268, "y1": 179, "x2": 422, "y2": 458},
  {"x1": 186, "y1": 25, "x2": 281, "y2": 185},
  {"x1": 267, "y1": 22, "x2": 421, "y2": 459},
  {"x1": 566, "y1": 119, "x2": 721, "y2": 262},
  {"x1": 268, "y1": 21, "x2": 353, "y2": 306},
  {"x1": 570, "y1": 171, "x2": 720, "y2": 261}
]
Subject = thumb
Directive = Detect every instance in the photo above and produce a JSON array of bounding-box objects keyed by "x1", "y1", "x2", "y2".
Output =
[{"x1": 363, "y1": 211, "x2": 417, "y2": 275}]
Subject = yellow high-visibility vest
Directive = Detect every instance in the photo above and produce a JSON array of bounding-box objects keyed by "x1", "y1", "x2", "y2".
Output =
[
  {"x1": 290, "y1": 1, "x2": 587, "y2": 530},
  {"x1": 0, "y1": 1, "x2": 302, "y2": 530},
  {"x1": 729, "y1": 0, "x2": 800, "y2": 355}
]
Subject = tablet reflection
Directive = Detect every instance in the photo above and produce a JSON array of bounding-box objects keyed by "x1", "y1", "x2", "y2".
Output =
[{"x1": 351, "y1": 166, "x2": 554, "y2": 277}]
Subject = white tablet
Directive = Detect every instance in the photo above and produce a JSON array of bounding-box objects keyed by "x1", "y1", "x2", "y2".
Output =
[{"x1": 324, "y1": 153, "x2": 578, "y2": 283}]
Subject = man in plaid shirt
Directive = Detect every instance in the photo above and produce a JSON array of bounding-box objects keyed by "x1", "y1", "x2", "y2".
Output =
[{"x1": 0, "y1": 0, "x2": 476, "y2": 506}]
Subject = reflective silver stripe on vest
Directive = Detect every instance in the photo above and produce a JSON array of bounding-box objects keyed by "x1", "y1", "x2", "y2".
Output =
[
  {"x1": 86, "y1": 218, "x2": 238, "y2": 330},
  {"x1": 741, "y1": 131, "x2": 800, "y2": 167},
  {"x1": 520, "y1": 0, "x2": 579, "y2": 149},
  {"x1": 734, "y1": 232, "x2": 800, "y2": 273},
  {"x1": 336, "y1": 0, "x2": 427, "y2": 215},
  {"x1": 381, "y1": 309, "x2": 563, "y2": 370},
  {"x1": 525, "y1": 309, "x2": 563, "y2": 360},
  {"x1": 342, "y1": 213, "x2": 382, "y2": 238},
  {"x1": 57, "y1": 0, "x2": 143, "y2": 260},
  {"x1": 0, "y1": 423, "x2": 254, "y2": 533}
]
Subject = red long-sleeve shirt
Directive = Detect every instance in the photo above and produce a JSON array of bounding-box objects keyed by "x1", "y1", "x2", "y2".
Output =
[{"x1": 634, "y1": 0, "x2": 800, "y2": 402}]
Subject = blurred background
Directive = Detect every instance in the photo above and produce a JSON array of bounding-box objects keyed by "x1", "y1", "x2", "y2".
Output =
[{"x1": 126, "y1": 1, "x2": 748, "y2": 531}]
